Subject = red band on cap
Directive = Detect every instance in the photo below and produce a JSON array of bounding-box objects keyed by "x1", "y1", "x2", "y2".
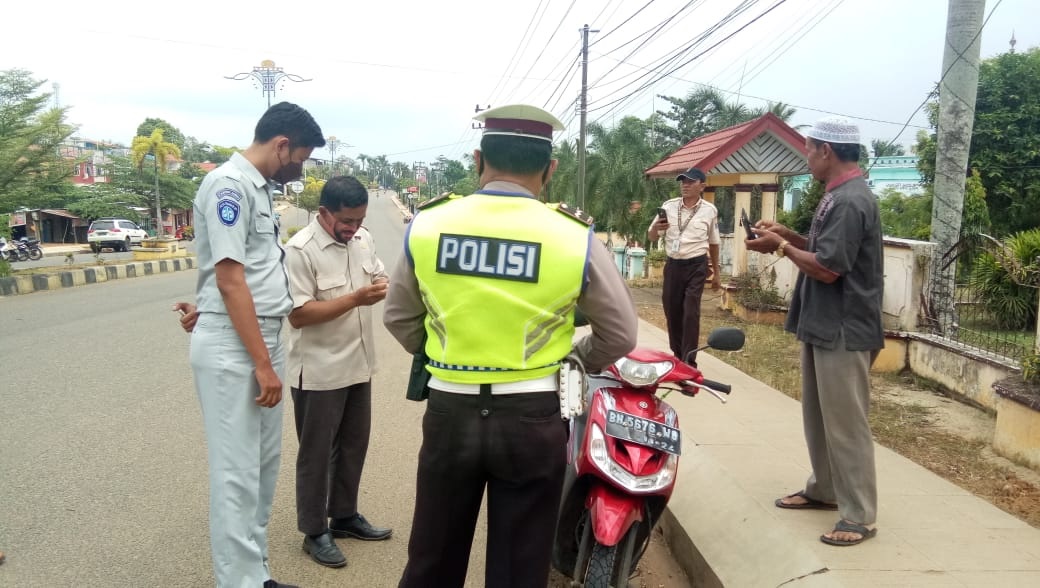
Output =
[{"x1": 483, "y1": 118, "x2": 553, "y2": 138}]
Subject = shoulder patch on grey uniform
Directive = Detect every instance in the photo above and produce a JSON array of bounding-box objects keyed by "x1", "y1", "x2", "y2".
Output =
[
  {"x1": 418, "y1": 192, "x2": 459, "y2": 210},
  {"x1": 552, "y1": 202, "x2": 594, "y2": 226},
  {"x1": 217, "y1": 188, "x2": 242, "y2": 202},
  {"x1": 217, "y1": 199, "x2": 241, "y2": 226}
]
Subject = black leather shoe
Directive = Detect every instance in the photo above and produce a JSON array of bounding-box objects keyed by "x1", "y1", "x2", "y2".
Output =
[
  {"x1": 330, "y1": 513, "x2": 393, "y2": 541},
  {"x1": 263, "y1": 580, "x2": 299, "y2": 588},
  {"x1": 302, "y1": 532, "x2": 347, "y2": 568}
]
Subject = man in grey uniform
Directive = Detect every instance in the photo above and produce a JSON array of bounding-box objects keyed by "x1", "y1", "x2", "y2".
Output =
[
  {"x1": 174, "y1": 102, "x2": 325, "y2": 587},
  {"x1": 745, "y1": 116, "x2": 883, "y2": 547}
]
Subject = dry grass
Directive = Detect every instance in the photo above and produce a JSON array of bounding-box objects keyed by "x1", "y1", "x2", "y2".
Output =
[{"x1": 630, "y1": 285, "x2": 1040, "y2": 530}]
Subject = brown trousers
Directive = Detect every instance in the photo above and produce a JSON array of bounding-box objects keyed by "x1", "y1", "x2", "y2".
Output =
[{"x1": 662, "y1": 254, "x2": 709, "y2": 364}]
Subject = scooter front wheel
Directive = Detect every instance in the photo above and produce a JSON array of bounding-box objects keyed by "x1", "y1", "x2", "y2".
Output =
[
  {"x1": 28, "y1": 247, "x2": 42, "y2": 260},
  {"x1": 585, "y1": 524, "x2": 639, "y2": 588}
]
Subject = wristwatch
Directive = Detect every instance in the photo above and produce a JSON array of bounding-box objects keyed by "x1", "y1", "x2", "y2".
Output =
[{"x1": 776, "y1": 239, "x2": 790, "y2": 257}]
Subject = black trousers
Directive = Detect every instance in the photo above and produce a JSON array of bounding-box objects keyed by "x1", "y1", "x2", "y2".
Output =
[
  {"x1": 662, "y1": 254, "x2": 709, "y2": 364},
  {"x1": 291, "y1": 381, "x2": 372, "y2": 536},
  {"x1": 398, "y1": 388, "x2": 567, "y2": 588}
]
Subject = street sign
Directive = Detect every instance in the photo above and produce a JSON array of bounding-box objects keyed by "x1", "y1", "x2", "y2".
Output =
[{"x1": 287, "y1": 181, "x2": 304, "y2": 194}]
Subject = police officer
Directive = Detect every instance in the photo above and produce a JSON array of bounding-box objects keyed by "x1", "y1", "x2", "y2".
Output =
[
  {"x1": 383, "y1": 104, "x2": 638, "y2": 588},
  {"x1": 174, "y1": 102, "x2": 325, "y2": 588}
]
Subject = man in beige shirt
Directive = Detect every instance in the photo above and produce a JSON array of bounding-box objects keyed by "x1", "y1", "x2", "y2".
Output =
[
  {"x1": 284, "y1": 175, "x2": 393, "y2": 569},
  {"x1": 647, "y1": 166, "x2": 721, "y2": 365}
]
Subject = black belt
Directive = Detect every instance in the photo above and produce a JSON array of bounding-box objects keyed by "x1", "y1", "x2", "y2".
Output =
[{"x1": 666, "y1": 254, "x2": 707, "y2": 265}]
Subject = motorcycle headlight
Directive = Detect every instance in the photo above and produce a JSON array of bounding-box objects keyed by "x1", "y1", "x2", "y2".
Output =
[
  {"x1": 588, "y1": 423, "x2": 679, "y2": 494},
  {"x1": 613, "y1": 357, "x2": 674, "y2": 387}
]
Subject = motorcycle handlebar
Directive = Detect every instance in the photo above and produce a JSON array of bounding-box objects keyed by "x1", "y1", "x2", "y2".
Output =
[{"x1": 699, "y1": 379, "x2": 732, "y2": 395}]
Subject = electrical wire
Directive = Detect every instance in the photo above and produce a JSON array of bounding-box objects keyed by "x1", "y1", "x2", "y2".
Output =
[
  {"x1": 586, "y1": 0, "x2": 762, "y2": 110},
  {"x1": 590, "y1": 0, "x2": 787, "y2": 120},
  {"x1": 505, "y1": 0, "x2": 579, "y2": 103},
  {"x1": 484, "y1": 0, "x2": 549, "y2": 106},
  {"x1": 588, "y1": 0, "x2": 661, "y2": 49}
]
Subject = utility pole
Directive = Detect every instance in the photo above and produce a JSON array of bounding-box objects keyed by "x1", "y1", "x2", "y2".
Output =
[
  {"x1": 931, "y1": 0, "x2": 985, "y2": 333},
  {"x1": 577, "y1": 24, "x2": 597, "y2": 211}
]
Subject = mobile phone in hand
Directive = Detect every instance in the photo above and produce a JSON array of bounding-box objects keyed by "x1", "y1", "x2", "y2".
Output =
[
  {"x1": 656, "y1": 207, "x2": 667, "y2": 220},
  {"x1": 741, "y1": 208, "x2": 756, "y2": 240}
]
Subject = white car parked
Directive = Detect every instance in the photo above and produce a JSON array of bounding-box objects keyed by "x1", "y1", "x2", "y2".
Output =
[{"x1": 87, "y1": 218, "x2": 147, "y2": 252}]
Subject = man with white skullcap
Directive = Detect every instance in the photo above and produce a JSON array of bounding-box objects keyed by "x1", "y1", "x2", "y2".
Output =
[
  {"x1": 383, "y1": 104, "x2": 638, "y2": 586},
  {"x1": 745, "y1": 116, "x2": 883, "y2": 547}
]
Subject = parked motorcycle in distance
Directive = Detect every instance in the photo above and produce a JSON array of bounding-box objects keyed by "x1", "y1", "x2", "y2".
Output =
[
  {"x1": 552, "y1": 327, "x2": 746, "y2": 588},
  {"x1": 17, "y1": 237, "x2": 43, "y2": 261},
  {"x1": 0, "y1": 236, "x2": 28, "y2": 262}
]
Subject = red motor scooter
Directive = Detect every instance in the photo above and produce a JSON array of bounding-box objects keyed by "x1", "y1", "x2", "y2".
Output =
[{"x1": 552, "y1": 327, "x2": 745, "y2": 587}]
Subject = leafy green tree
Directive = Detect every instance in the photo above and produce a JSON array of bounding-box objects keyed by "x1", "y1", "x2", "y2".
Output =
[
  {"x1": 0, "y1": 69, "x2": 76, "y2": 211},
  {"x1": 878, "y1": 187, "x2": 932, "y2": 239},
  {"x1": 968, "y1": 47, "x2": 1040, "y2": 234},
  {"x1": 778, "y1": 179, "x2": 825, "y2": 235},
  {"x1": 915, "y1": 48, "x2": 1040, "y2": 235},
  {"x1": 296, "y1": 177, "x2": 324, "y2": 215},
  {"x1": 441, "y1": 159, "x2": 468, "y2": 192},
  {"x1": 65, "y1": 184, "x2": 145, "y2": 221},
  {"x1": 872, "y1": 139, "x2": 906, "y2": 157},
  {"x1": 136, "y1": 118, "x2": 185, "y2": 151}
]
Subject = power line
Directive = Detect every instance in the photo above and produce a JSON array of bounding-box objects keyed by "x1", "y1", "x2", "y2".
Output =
[
  {"x1": 736, "y1": 0, "x2": 846, "y2": 89},
  {"x1": 585, "y1": 0, "x2": 762, "y2": 111},
  {"x1": 505, "y1": 0, "x2": 579, "y2": 102},
  {"x1": 585, "y1": 0, "x2": 705, "y2": 92},
  {"x1": 484, "y1": 0, "x2": 549, "y2": 105},
  {"x1": 588, "y1": 0, "x2": 660, "y2": 48},
  {"x1": 591, "y1": 0, "x2": 786, "y2": 119}
]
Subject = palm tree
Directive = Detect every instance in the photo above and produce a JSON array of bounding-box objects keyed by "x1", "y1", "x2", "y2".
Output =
[
  {"x1": 356, "y1": 154, "x2": 370, "y2": 174},
  {"x1": 131, "y1": 129, "x2": 181, "y2": 236}
]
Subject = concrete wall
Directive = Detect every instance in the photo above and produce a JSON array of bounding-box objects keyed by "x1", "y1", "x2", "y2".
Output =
[{"x1": 724, "y1": 236, "x2": 935, "y2": 333}]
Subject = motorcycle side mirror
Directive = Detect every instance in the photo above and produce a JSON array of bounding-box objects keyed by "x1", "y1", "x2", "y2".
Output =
[
  {"x1": 706, "y1": 327, "x2": 745, "y2": 351},
  {"x1": 573, "y1": 307, "x2": 589, "y2": 327}
]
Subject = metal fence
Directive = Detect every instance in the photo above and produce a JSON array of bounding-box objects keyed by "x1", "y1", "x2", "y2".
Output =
[{"x1": 921, "y1": 239, "x2": 1038, "y2": 363}]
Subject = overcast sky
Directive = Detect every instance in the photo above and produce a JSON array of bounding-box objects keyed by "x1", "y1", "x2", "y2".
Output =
[{"x1": 2, "y1": 0, "x2": 1031, "y2": 167}]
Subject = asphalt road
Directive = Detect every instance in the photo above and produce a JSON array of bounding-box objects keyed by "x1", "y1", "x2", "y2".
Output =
[{"x1": 0, "y1": 193, "x2": 494, "y2": 587}]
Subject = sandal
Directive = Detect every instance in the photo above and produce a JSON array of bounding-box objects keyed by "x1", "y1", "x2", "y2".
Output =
[
  {"x1": 774, "y1": 490, "x2": 838, "y2": 511},
  {"x1": 820, "y1": 519, "x2": 877, "y2": 546}
]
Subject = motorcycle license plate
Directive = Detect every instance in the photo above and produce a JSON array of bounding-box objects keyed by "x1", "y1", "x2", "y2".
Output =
[{"x1": 605, "y1": 410, "x2": 681, "y2": 455}]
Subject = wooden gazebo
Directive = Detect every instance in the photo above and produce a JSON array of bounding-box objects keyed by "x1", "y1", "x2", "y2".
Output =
[{"x1": 644, "y1": 112, "x2": 808, "y2": 275}]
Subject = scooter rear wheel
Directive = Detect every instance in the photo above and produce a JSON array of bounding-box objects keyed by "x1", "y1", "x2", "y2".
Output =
[{"x1": 28, "y1": 247, "x2": 42, "y2": 261}]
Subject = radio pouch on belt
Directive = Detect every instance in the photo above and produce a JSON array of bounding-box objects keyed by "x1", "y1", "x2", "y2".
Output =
[
  {"x1": 558, "y1": 354, "x2": 587, "y2": 420},
  {"x1": 406, "y1": 335, "x2": 431, "y2": 402}
]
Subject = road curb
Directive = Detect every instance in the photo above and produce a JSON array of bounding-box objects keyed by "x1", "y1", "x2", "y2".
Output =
[{"x1": 0, "y1": 257, "x2": 196, "y2": 296}]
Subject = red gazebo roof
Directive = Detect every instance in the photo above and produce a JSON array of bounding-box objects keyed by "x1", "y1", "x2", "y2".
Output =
[{"x1": 644, "y1": 112, "x2": 808, "y2": 179}]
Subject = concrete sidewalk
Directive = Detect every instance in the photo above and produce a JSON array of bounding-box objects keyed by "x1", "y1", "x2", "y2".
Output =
[{"x1": 627, "y1": 319, "x2": 1040, "y2": 586}]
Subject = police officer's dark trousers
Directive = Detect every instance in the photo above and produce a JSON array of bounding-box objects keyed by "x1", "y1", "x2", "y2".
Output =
[
  {"x1": 662, "y1": 254, "x2": 708, "y2": 363},
  {"x1": 398, "y1": 387, "x2": 567, "y2": 588}
]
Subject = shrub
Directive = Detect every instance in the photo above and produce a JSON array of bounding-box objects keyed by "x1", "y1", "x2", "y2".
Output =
[
  {"x1": 968, "y1": 228, "x2": 1040, "y2": 330},
  {"x1": 730, "y1": 268, "x2": 786, "y2": 310},
  {"x1": 0, "y1": 258, "x2": 11, "y2": 277}
]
